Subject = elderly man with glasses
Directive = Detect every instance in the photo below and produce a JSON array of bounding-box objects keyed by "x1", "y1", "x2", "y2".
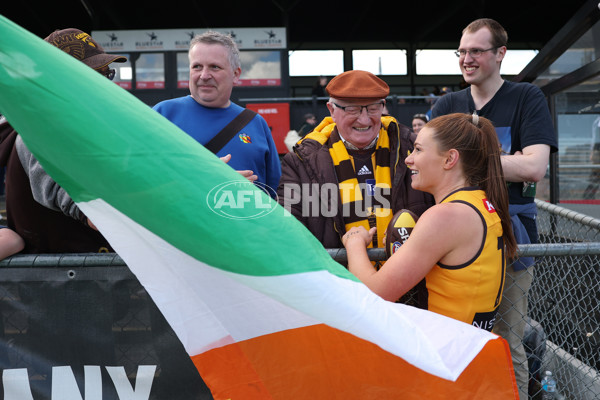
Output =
[{"x1": 277, "y1": 70, "x2": 433, "y2": 253}]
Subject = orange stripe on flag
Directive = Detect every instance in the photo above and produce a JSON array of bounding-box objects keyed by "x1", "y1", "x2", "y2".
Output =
[
  {"x1": 191, "y1": 339, "x2": 273, "y2": 400},
  {"x1": 192, "y1": 324, "x2": 517, "y2": 399}
]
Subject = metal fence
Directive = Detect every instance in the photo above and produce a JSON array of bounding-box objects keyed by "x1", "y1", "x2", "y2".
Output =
[
  {"x1": 0, "y1": 200, "x2": 598, "y2": 399},
  {"x1": 528, "y1": 200, "x2": 600, "y2": 400}
]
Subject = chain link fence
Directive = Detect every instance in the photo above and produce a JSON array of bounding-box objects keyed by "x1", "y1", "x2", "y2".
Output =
[
  {"x1": 527, "y1": 200, "x2": 600, "y2": 400},
  {"x1": 0, "y1": 199, "x2": 598, "y2": 399}
]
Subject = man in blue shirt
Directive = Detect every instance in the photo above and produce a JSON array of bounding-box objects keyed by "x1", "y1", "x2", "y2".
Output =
[{"x1": 154, "y1": 31, "x2": 281, "y2": 194}]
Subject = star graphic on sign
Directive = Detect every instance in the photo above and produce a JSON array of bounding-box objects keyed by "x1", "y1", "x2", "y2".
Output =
[
  {"x1": 265, "y1": 30, "x2": 276, "y2": 39},
  {"x1": 108, "y1": 33, "x2": 118, "y2": 42},
  {"x1": 147, "y1": 32, "x2": 157, "y2": 41}
]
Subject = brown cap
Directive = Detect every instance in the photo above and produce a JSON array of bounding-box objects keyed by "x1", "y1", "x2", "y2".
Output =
[
  {"x1": 44, "y1": 28, "x2": 127, "y2": 70},
  {"x1": 326, "y1": 70, "x2": 389, "y2": 102}
]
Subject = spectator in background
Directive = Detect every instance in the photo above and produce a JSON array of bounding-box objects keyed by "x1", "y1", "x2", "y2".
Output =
[
  {"x1": 425, "y1": 87, "x2": 451, "y2": 121},
  {"x1": 431, "y1": 18, "x2": 557, "y2": 399},
  {"x1": 297, "y1": 113, "x2": 317, "y2": 137},
  {"x1": 411, "y1": 113, "x2": 428, "y2": 135},
  {"x1": 311, "y1": 75, "x2": 328, "y2": 98},
  {"x1": 284, "y1": 113, "x2": 317, "y2": 153},
  {"x1": 153, "y1": 30, "x2": 281, "y2": 193}
]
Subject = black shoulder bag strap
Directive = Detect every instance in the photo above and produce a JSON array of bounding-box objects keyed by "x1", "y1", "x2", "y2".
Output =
[{"x1": 204, "y1": 108, "x2": 257, "y2": 154}]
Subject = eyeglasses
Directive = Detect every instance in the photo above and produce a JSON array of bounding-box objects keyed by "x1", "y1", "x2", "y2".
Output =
[
  {"x1": 454, "y1": 47, "x2": 498, "y2": 58},
  {"x1": 413, "y1": 114, "x2": 428, "y2": 119},
  {"x1": 97, "y1": 67, "x2": 116, "y2": 80},
  {"x1": 332, "y1": 102, "x2": 384, "y2": 116}
]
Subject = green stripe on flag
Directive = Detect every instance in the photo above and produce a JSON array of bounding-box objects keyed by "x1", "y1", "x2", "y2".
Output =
[{"x1": 0, "y1": 16, "x2": 356, "y2": 281}]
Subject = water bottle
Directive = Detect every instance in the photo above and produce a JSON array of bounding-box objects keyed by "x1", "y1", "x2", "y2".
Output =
[{"x1": 541, "y1": 370, "x2": 557, "y2": 399}]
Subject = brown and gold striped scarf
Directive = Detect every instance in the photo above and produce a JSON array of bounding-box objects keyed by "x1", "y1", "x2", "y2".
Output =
[{"x1": 328, "y1": 127, "x2": 393, "y2": 248}]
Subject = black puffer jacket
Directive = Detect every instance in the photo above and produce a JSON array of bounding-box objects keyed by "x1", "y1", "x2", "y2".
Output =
[{"x1": 277, "y1": 116, "x2": 434, "y2": 248}]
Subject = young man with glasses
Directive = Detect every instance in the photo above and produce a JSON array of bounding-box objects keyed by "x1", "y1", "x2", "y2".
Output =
[
  {"x1": 432, "y1": 18, "x2": 558, "y2": 399},
  {"x1": 277, "y1": 70, "x2": 433, "y2": 251}
]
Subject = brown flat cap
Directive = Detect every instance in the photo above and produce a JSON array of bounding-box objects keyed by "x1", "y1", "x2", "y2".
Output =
[
  {"x1": 326, "y1": 70, "x2": 389, "y2": 101},
  {"x1": 44, "y1": 28, "x2": 127, "y2": 70}
]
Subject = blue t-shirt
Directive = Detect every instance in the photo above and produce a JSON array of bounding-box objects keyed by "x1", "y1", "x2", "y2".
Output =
[
  {"x1": 432, "y1": 80, "x2": 558, "y2": 205},
  {"x1": 153, "y1": 96, "x2": 281, "y2": 193}
]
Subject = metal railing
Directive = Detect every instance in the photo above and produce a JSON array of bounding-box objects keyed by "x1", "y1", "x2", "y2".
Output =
[
  {"x1": 0, "y1": 199, "x2": 598, "y2": 399},
  {"x1": 528, "y1": 199, "x2": 600, "y2": 399}
]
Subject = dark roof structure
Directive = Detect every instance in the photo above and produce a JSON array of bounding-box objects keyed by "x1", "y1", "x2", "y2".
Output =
[{"x1": 2, "y1": 1, "x2": 589, "y2": 50}]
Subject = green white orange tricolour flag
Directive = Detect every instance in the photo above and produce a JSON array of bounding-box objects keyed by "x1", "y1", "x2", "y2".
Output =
[{"x1": 0, "y1": 16, "x2": 517, "y2": 399}]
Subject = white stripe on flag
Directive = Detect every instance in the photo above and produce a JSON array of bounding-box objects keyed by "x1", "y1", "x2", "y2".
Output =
[{"x1": 78, "y1": 198, "x2": 497, "y2": 381}]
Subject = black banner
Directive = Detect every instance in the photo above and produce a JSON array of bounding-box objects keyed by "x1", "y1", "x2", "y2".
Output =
[{"x1": 0, "y1": 254, "x2": 213, "y2": 400}]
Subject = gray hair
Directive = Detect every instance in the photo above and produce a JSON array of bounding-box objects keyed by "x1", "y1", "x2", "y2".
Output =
[{"x1": 189, "y1": 30, "x2": 241, "y2": 71}]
